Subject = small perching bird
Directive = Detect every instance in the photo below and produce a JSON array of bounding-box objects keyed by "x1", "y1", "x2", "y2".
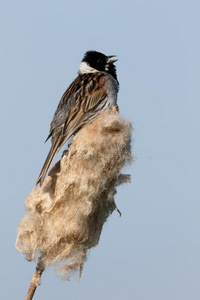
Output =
[{"x1": 36, "y1": 50, "x2": 119, "y2": 185}]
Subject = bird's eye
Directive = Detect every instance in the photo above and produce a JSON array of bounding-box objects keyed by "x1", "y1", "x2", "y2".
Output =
[{"x1": 97, "y1": 59, "x2": 103, "y2": 64}]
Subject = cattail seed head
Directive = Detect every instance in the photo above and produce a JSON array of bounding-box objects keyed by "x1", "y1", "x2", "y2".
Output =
[{"x1": 16, "y1": 109, "x2": 133, "y2": 279}]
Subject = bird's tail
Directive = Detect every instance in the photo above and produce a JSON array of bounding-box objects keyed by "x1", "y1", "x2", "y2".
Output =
[{"x1": 36, "y1": 139, "x2": 61, "y2": 186}]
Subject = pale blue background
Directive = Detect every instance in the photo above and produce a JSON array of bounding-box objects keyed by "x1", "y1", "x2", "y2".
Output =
[{"x1": 1, "y1": 1, "x2": 200, "y2": 299}]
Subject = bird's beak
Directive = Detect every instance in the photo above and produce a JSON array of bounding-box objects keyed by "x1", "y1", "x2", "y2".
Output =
[{"x1": 107, "y1": 55, "x2": 118, "y2": 64}]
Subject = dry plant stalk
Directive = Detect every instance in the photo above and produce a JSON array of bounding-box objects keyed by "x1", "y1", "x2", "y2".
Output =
[
  {"x1": 16, "y1": 108, "x2": 132, "y2": 298},
  {"x1": 24, "y1": 257, "x2": 44, "y2": 300}
]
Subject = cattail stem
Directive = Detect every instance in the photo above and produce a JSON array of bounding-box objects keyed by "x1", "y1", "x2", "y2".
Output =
[{"x1": 25, "y1": 258, "x2": 45, "y2": 300}]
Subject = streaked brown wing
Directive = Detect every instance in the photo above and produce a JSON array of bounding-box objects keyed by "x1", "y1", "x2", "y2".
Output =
[
  {"x1": 36, "y1": 73, "x2": 107, "y2": 185},
  {"x1": 47, "y1": 74, "x2": 106, "y2": 141},
  {"x1": 61, "y1": 74, "x2": 107, "y2": 140}
]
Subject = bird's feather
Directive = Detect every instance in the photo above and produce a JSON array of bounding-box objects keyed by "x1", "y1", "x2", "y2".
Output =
[{"x1": 36, "y1": 73, "x2": 108, "y2": 185}]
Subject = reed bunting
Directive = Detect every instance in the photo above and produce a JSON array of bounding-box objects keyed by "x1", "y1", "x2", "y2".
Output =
[{"x1": 36, "y1": 50, "x2": 119, "y2": 185}]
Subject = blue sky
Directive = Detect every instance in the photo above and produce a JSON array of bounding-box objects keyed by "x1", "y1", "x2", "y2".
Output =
[{"x1": 1, "y1": 1, "x2": 200, "y2": 299}]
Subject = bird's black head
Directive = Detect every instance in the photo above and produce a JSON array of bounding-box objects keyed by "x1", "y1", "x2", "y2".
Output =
[{"x1": 79, "y1": 50, "x2": 118, "y2": 80}]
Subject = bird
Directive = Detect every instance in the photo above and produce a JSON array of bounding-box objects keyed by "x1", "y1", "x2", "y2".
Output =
[{"x1": 36, "y1": 50, "x2": 119, "y2": 186}]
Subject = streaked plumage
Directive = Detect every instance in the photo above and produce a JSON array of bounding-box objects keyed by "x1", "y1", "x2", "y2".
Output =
[{"x1": 36, "y1": 50, "x2": 119, "y2": 185}]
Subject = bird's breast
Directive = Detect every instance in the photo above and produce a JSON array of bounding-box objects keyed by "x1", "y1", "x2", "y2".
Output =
[{"x1": 105, "y1": 74, "x2": 119, "y2": 107}]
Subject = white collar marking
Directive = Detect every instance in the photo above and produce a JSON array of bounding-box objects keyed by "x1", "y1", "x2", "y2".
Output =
[{"x1": 79, "y1": 62, "x2": 98, "y2": 74}]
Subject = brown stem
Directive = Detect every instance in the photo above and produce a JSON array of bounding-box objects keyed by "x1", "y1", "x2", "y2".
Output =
[{"x1": 25, "y1": 258, "x2": 45, "y2": 300}]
